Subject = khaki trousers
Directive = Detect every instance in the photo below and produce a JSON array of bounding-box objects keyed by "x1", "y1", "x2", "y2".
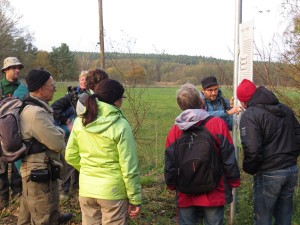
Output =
[
  {"x1": 17, "y1": 177, "x2": 60, "y2": 225},
  {"x1": 79, "y1": 196, "x2": 128, "y2": 225}
]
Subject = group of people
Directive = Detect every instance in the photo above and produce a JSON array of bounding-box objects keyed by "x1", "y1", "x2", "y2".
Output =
[
  {"x1": 0, "y1": 57, "x2": 141, "y2": 225},
  {"x1": 165, "y1": 77, "x2": 299, "y2": 225},
  {"x1": 0, "y1": 56, "x2": 299, "y2": 225}
]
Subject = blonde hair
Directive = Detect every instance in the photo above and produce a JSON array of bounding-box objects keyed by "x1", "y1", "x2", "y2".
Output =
[
  {"x1": 79, "y1": 70, "x2": 88, "y2": 79},
  {"x1": 176, "y1": 83, "x2": 204, "y2": 110}
]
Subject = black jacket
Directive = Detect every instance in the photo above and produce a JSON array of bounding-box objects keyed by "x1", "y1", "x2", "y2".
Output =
[
  {"x1": 51, "y1": 86, "x2": 85, "y2": 125},
  {"x1": 240, "y1": 86, "x2": 300, "y2": 175}
]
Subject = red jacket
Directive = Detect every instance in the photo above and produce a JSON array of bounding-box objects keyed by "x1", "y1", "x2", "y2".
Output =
[{"x1": 164, "y1": 109, "x2": 240, "y2": 207}]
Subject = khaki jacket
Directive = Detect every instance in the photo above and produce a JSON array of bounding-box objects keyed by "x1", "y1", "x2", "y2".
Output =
[{"x1": 20, "y1": 95, "x2": 65, "y2": 178}]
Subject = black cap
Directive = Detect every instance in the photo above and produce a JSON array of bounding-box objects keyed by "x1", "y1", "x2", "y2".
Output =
[
  {"x1": 95, "y1": 79, "x2": 125, "y2": 105},
  {"x1": 201, "y1": 76, "x2": 218, "y2": 89},
  {"x1": 26, "y1": 69, "x2": 51, "y2": 92}
]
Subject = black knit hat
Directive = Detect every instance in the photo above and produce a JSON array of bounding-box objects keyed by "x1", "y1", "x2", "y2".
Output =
[
  {"x1": 201, "y1": 76, "x2": 218, "y2": 89},
  {"x1": 26, "y1": 69, "x2": 51, "y2": 92},
  {"x1": 95, "y1": 79, "x2": 125, "y2": 105}
]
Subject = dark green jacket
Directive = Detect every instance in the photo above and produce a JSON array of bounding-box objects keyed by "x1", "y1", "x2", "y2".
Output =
[{"x1": 0, "y1": 77, "x2": 21, "y2": 97}]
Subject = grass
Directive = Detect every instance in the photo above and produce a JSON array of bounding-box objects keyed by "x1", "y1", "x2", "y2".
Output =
[{"x1": 1, "y1": 84, "x2": 299, "y2": 225}]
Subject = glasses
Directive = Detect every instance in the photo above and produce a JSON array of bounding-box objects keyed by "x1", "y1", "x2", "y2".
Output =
[
  {"x1": 8, "y1": 66, "x2": 21, "y2": 70},
  {"x1": 205, "y1": 87, "x2": 218, "y2": 93},
  {"x1": 43, "y1": 83, "x2": 56, "y2": 89}
]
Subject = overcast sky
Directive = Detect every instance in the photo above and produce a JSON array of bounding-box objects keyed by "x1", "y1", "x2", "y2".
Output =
[{"x1": 9, "y1": 0, "x2": 285, "y2": 60}]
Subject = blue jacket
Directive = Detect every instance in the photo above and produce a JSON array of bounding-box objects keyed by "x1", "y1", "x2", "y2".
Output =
[{"x1": 200, "y1": 89, "x2": 232, "y2": 130}]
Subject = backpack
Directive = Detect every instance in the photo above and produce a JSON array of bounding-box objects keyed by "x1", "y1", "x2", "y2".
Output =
[
  {"x1": 0, "y1": 96, "x2": 46, "y2": 163},
  {"x1": 174, "y1": 116, "x2": 222, "y2": 194}
]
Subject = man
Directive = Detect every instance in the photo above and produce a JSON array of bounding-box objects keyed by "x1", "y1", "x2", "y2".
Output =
[
  {"x1": 237, "y1": 79, "x2": 300, "y2": 225},
  {"x1": 51, "y1": 71, "x2": 88, "y2": 198},
  {"x1": 165, "y1": 83, "x2": 240, "y2": 224},
  {"x1": 0, "y1": 57, "x2": 24, "y2": 209},
  {"x1": 18, "y1": 69, "x2": 72, "y2": 224},
  {"x1": 200, "y1": 76, "x2": 242, "y2": 130}
]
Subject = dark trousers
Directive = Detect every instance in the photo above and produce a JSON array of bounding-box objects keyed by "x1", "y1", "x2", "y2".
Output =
[
  {"x1": 0, "y1": 161, "x2": 22, "y2": 202},
  {"x1": 60, "y1": 163, "x2": 79, "y2": 195}
]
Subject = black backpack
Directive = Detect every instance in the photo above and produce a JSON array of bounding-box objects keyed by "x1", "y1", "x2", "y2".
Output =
[{"x1": 174, "y1": 116, "x2": 222, "y2": 194}]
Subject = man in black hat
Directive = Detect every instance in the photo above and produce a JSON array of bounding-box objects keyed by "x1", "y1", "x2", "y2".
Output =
[
  {"x1": 200, "y1": 76, "x2": 243, "y2": 131},
  {"x1": 17, "y1": 68, "x2": 72, "y2": 224}
]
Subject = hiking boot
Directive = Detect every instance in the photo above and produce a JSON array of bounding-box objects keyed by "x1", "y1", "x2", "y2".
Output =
[
  {"x1": 0, "y1": 199, "x2": 8, "y2": 211},
  {"x1": 58, "y1": 212, "x2": 73, "y2": 224}
]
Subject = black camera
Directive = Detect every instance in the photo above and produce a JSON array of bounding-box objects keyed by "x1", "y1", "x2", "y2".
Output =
[{"x1": 67, "y1": 86, "x2": 79, "y2": 107}]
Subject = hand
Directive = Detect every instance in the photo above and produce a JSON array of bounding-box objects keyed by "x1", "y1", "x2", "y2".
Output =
[
  {"x1": 227, "y1": 105, "x2": 243, "y2": 115},
  {"x1": 128, "y1": 204, "x2": 140, "y2": 219},
  {"x1": 230, "y1": 97, "x2": 235, "y2": 108}
]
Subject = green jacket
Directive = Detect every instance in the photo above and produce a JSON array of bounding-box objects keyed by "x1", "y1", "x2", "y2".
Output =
[
  {"x1": 0, "y1": 77, "x2": 21, "y2": 97},
  {"x1": 65, "y1": 101, "x2": 142, "y2": 206}
]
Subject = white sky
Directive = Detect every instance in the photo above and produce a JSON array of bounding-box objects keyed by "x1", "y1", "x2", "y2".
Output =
[{"x1": 9, "y1": 0, "x2": 285, "y2": 60}]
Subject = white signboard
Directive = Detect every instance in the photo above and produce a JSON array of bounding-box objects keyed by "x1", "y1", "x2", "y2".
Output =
[{"x1": 238, "y1": 20, "x2": 254, "y2": 83}]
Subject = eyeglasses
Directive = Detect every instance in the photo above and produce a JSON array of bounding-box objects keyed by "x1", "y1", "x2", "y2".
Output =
[
  {"x1": 8, "y1": 66, "x2": 21, "y2": 70},
  {"x1": 204, "y1": 88, "x2": 218, "y2": 93},
  {"x1": 43, "y1": 83, "x2": 56, "y2": 89}
]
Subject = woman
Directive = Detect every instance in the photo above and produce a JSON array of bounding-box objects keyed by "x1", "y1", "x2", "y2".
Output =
[
  {"x1": 65, "y1": 79, "x2": 142, "y2": 225},
  {"x1": 164, "y1": 83, "x2": 240, "y2": 225}
]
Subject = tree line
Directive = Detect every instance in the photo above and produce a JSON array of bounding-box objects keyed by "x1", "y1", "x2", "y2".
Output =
[{"x1": 0, "y1": 0, "x2": 299, "y2": 117}]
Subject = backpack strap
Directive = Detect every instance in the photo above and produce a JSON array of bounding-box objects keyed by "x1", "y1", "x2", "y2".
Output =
[
  {"x1": 20, "y1": 95, "x2": 50, "y2": 157},
  {"x1": 201, "y1": 115, "x2": 214, "y2": 127}
]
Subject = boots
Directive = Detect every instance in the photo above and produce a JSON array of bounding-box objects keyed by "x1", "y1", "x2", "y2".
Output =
[{"x1": 0, "y1": 198, "x2": 8, "y2": 211}]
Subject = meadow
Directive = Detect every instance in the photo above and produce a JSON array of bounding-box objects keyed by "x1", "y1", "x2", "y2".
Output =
[{"x1": 0, "y1": 83, "x2": 299, "y2": 225}]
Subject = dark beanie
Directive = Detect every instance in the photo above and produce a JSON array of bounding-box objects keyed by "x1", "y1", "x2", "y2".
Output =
[
  {"x1": 26, "y1": 69, "x2": 51, "y2": 92},
  {"x1": 236, "y1": 79, "x2": 257, "y2": 102},
  {"x1": 201, "y1": 76, "x2": 218, "y2": 89},
  {"x1": 95, "y1": 79, "x2": 125, "y2": 105}
]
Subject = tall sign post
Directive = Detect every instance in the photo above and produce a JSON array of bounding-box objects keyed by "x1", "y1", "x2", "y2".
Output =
[
  {"x1": 230, "y1": 0, "x2": 242, "y2": 224},
  {"x1": 238, "y1": 20, "x2": 254, "y2": 83},
  {"x1": 231, "y1": 0, "x2": 254, "y2": 224}
]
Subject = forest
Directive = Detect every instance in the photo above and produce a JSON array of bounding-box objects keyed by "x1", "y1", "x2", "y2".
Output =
[{"x1": 1, "y1": 0, "x2": 299, "y2": 119}]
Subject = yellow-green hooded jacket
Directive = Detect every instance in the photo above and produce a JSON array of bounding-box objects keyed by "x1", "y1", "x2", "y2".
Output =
[{"x1": 65, "y1": 101, "x2": 142, "y2": 206}]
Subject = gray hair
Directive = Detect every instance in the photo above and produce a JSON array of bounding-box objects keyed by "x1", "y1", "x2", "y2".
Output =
[{"x1": 176, "y1": 83, "x2": 204, "y2": 110}]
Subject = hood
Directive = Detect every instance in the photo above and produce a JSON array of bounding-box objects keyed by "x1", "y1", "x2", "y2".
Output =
[
  {"x1": 249, "y1": 86, "x2": 279, "y2": 106},
  {"x1": 248, "y1": 86, "x2": 286, "y2": 117},
  {"x1": 82, "y1": 101, "x2": 126, "y2": 134},
  {"x1": 175, "y1": 109, "x2": 210, "y2": 131}
]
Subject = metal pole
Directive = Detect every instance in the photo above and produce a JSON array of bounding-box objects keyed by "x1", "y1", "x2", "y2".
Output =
[
  {"x1": 98, "y1": 0, "x2": 105, "y2": 69},
  {"x1": 230, "y1": 0, "x2": 242, "y2": 224}
]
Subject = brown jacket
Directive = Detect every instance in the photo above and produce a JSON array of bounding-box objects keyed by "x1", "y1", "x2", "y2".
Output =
[{"x1": 20, "y1": 95, "x2": 65, "y2": 178}]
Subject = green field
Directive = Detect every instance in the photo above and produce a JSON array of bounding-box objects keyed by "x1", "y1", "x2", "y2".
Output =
[
  {"x1": 1, "y1": 84, "x2": 299, "y2": 224},
  {"x1": 54, "y1": 83, "x2": 300, "y2": 225}
]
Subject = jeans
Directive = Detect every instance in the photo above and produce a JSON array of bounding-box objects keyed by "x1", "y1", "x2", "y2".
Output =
[
  {"x1": 178, "y1": 206, "x2": 224, "y2": 225},
  {"x1": 253, "y1": 165, "x2": 298, "y2": 225}
]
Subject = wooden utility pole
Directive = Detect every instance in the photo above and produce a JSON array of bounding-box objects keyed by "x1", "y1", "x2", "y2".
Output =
[{"x1": 98, "y1": 0, "x2": 105, "y2": 69}]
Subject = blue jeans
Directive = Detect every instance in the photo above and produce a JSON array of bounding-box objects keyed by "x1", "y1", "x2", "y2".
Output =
[
  {"x1": 178, "y1": 206, "x2": 224, "y2": 225},
  {"x1": 253, "y1": 165, "x2": 298, "y2": 225}
]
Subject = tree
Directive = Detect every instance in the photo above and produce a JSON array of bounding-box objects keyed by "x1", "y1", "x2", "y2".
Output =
[
  {"x1": 249, "y1": 0, "x2": 300, "y2": 117},
  {"x1": 49, "y1": 43, "x2": 76, "y2": 80},
  {"x1": 0, "y1": 0, "x2": 36, "y2": 65}
]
